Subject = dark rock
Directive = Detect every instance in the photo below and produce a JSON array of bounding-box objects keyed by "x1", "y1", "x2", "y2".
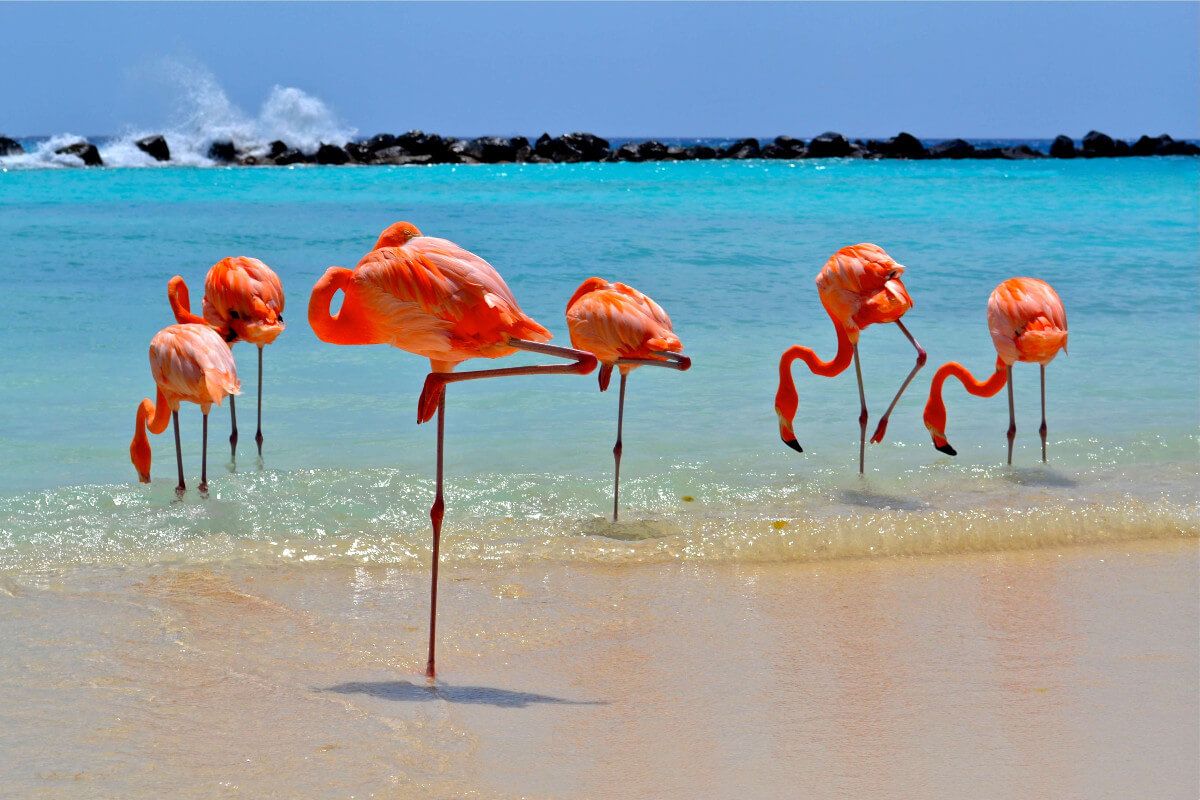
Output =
[
  {"x1": 664, "y1": 146, "x2": 689, "y2": 161},
  {"x1": 1130, "y1": 134, "x2": 1200, "y2": 156},
  {"x1": 207, "y1": 140, "x2": 237, "y2": 163},
  {"x1": 273, "y1": 148, "x2": 310, "y2": 166},
  {"x1": 1049, "y1": 135, "x2": 1076, "y2": 158},
  {"x1": 315, "y1": 143, "x2": 350, "y2": 165},
  {"x1": 682, "y1": 145, "x2": 718, "y2": 160},
  {"x1": 1000, "y1": 145, "x2": 1044, "y2": 160},
  {"x1": 364, "y1": 133, "x2": 398, "y2": 153},
  {"x1": 869, "y1": 132, "x2": 926, "y2": 159},
  {"x1": 136, "y1": 135, "x2": 170, "y2": 162},
  {"x1": 1114, "y1": 139, "x2": 1131, "y2": 156},
  {"x1": 617, "y1": 140, "x2": 672, "y2": 162},
  {"x1": 762, "y1": 136, "x2": 805, "y2": 159},
  {"x1": 0, "y1": 136, "x2": 22, "y2": 156},
  {"x1": 1081, "y1": 130, "x2": 1116, "y2": 157},
  {"x1": 56, "y1": 140, "x2": 102, "y2": 166},
  {"x1": 462, "y1": 136, "x2": 530, "y2": 163},
  {"x1": 371, "y1": 146, "x2": 434, "y2": 166},
  {"x1": 969, "y1": 147, "x2": 1004, "y2": 159},
  {"x1": 238, "y1": 155, "x2": 262, "y2": 166},
  {"x1": 928, "y1": 139, "x2": 975, "y2": 159},
  {"x1": 267, "y1": 140, "x2": 289, "y2": 159},
  {"x1": 721, "y1": 138, "x2": 761, "y2": 159},
  {"x1": 395, "y1": 130, "x2": 455, "y2": 162},
  {"x1": 534, "y1": 132, "x2": 610, "y2": 162},
  {"x1": 345, "y1": 142, "x2": 373, "y2": 163},
  {"x1": 805, "y1": 131, "x2": 852, "y2": 158}
]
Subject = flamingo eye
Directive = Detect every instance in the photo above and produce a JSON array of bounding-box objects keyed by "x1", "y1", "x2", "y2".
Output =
[{"x1": 229, "y1": 310, "x2": 240, "y2": 320}]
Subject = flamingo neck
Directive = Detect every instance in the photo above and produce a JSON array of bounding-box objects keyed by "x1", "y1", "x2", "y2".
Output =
[
  {"x1": 308, "y1": 267, "x2": 377, "y2": 345},
  {"x1": 167, "y1": 276, "x2": 208, "y2": 326},
  {"x1": 774, "y1": 310, "x2": 854, "y2": 445},
  {"x1": 923, "y1": 356, "x2": 1007, "y2": 445},
  {"x1": 130, "y1": 387, "x2": 172, "y2": 482}
]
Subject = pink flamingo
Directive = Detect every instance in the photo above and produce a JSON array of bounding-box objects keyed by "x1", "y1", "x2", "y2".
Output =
[
  {"x1": 130, "y1": 324, "x2": 240, "y2": 495},
  {"x1": 308, "y1": 222, "x2": 596, "y2": 677},
  {"x1": 924, "y1": 277, "x2": 1068, "y2": 464},
  {"x1": 565, "y1": 277, "x2": 691, "y2": 521}
]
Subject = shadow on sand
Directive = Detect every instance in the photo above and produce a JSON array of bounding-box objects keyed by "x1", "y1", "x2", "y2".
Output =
[
  {"x1": 322, "y1": 680, "x2": 606, "y2": 709},
  {"x1": 1003, "y1": 467, "x2": 1079, "y2": 488},
  {"x1": 839, "y1": 488, "x2": 930, "y2": 512}
]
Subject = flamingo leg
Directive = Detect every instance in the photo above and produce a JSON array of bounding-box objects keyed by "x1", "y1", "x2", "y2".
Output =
[
  {"x1": 199, "y1": 412, "x2": 209, "y2": 495},
  {"x1": 416, "y1": 339, "x2": 596, "y2": 423},
  {"x1": 228, "y1": 395, "x2": 239, "y2": 461},
  {"x1": 1039, "y1": 364, "x2": 1047, "y2": 463},
  {"x1": 853, "y1": 346, "x2": 867, "y2": 475},
  {"x1": 255, "y1": 345, "x2": 264, "y2": 457},
  {"x1": 613, "y1": 351, "x2": 692, "y2": 372},
  {"x1": 425, "y1": 391, "x2": 446, "y2": 680},
  {"x1": 612, "y1": 371, "x2": 627, "y2": 522},
  {"x1": 1006, "y1": 366, "x2": 1016, "y2": 465},
  {"x1": 172, "y1": 411, "x2": 185, "y2": 497},
  {"x1": 870, "y1": 320, "x2": 927, "y2": 444}
]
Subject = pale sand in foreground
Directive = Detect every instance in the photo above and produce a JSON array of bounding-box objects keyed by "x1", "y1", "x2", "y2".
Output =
[{"x1": 0, "y1": 539, "x2": 1195, "y2": 799}]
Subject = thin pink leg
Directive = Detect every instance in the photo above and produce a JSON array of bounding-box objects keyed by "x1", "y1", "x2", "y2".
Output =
[
  {"x1": 612, "y1": 371, "x2": 627, "y2": 522},
  {"x1": 853, "y1": 346, "x2": 867, "y2": 475},
  {"x1": 870, "y1": 319, "x2": 927, "y2": 444},
  {"x1": 425, "y1": 391, "x2": 445, "y2": 680}
]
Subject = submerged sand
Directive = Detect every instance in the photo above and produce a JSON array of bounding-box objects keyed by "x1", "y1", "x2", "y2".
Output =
[{"x1": 0, "y1": 539, "x2": 1195, "y2": 799}]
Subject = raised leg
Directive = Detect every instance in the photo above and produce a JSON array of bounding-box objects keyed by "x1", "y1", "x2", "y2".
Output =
[
  {"x1": 853, "y1": 345, "x2": 867, "y2": 475},
  {"x1": 425, "y1": 392, "x2": 446, "y2": 680},
  {"x1": 1006, "y1": 366, "x2": 1016, "y2": 466},
  {"x1": 255, "y1": 345, "x2": 264, "y2": 457},
  {"x1": 228, "y1": 395, "x2": 238, "y2": 460},
  {"x1": 612, "y1": 371, "x2": 628, "y2": 522},
  {"x1": 172, "y1": 410, "x2": 185, "y2": 497},
  {"x1": 199, "y1": 412, "x2": 209, "y2": 495},
  {"x1": 1039, "y1": 364, "x2": 1047, "y2": 463},
  {"x1": 870, "y1": 320, "x2": 928, "y2": 444},
  {"x1": 417, "y1": 339, "x2": 597, "y2": 423}
]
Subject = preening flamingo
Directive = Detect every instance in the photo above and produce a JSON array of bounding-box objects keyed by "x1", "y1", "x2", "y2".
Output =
[
  {"x1": 308, "y1": 221, "x2": 597, "y2": 678},
  {"x1": 168, "y1": 257, "x2": 285, "y2": 460},
  {"x1": 130, "y1": 324, "x2": 240, "y2": 496},
  {"x1": 775, "y1": 244, "x2": 927, "y2": 473},
  {"x1": 923, "y1": 277, "x2": 1067, "y2": 464},
  {"x1": 565, "y1": 278, "x2": 691, "y2": 521}
]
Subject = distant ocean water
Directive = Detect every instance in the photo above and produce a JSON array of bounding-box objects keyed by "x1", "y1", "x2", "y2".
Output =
[{"x1": 0, "y1": 156, "x2": 1197, "y2": 573}]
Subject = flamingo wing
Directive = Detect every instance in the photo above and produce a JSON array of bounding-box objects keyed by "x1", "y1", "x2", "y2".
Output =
[
  {"x1": 355, "y1": 237, "x2": 550, "y2": 361},
  {"x1": 150, "y1": 324, "x2": 240, "y2": 407},
  {"x1": 202, "y1": 257, "x2": 286, "y2": 345},
  {"x1": 567, "y1": 280, "x2": 681, "y2": 362},
  {"x1": 988, "y1": 278, "x2": 1068, "y2": 364}
]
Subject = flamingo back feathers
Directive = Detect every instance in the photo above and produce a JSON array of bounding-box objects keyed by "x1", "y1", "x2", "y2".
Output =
[
  {"x1": 202, "y1": 257, "x2": 286, "y2": 346},
  {"x1": 149, "y1": 324, "x2": 241, "y2": 411},
  {"x1": 815, "y1": 243, "x2": 914, "y2": 340},
  {"x1": 565, "y1": 278, "x2": 682, "y2": 364},
  {"x1": 987, "y1": 278, "x2": 1068, "y2": 365}
]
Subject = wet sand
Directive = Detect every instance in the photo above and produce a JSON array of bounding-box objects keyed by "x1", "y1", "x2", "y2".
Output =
[{"x1": 0, "y1": 539, "x2": 1195, "y2": 799}]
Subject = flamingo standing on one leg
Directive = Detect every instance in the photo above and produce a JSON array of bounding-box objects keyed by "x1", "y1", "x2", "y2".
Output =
[
  {"x1": 565, "y1": 278, "x2": 691, "y2": 522},
  {"x1": 774, "y1": 244, "x2": 927, "y2": 473},
  {"x1": 168, "y1": 257, "x2": 285, "y2": 460},
  {"x1": 923, "y1": 277, "x2": 1067, "y2": 464},
  {"x1": 130, "y1": 324, "x2": 240, "y2": 496},
  {"x1": 308, "y1": 221, "x2": 597, "y2": 678}
]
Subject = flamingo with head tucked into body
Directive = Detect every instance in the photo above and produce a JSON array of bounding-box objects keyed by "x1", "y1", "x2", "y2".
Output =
[
  {"x1": 565, "y1": 277, "x2": 691, "y2": 522},
  {"x1": 774, "y1": 244, "x2": 927, "y2": 473},
  {"x1": 130, "y1": 324, "x2": 240, "y2": 496},
  {"x1": 923, "y1": 277, "x2": 1067, "y2": 464},
  {"x1": 308, "y1": 221, "x2": 597, "y2": 678},
  {"x1": 168, "y1": 257, "x2": 285, "y2": 460}
]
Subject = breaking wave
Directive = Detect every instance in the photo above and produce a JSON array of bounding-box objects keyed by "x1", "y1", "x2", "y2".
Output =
[{"x1": 0, "y1": 60, "x2": 354, "y2": 169}]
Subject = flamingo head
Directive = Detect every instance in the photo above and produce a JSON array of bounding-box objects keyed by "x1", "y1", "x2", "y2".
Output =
[
  {"x1": 372, "y1": 221, "x2": 423, "y2": 251},
  {"x1": 131, "y1": 427, "x2": 152, "y2": 483}
]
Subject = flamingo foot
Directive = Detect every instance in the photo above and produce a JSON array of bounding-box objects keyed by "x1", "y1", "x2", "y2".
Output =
[
  {"x1": 870, "y1": 418, "x2": 889, "y2": 444},
  {"x1": 418, "y1": 375, "x2": 446, "y2": 424}
]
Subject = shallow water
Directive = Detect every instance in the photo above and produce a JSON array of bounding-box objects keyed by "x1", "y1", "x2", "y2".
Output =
[{"x1": 1, "y1": 158, "x2": 1198, "y2": 571}]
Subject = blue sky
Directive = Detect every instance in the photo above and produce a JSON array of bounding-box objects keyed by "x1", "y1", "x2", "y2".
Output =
[{"x1": 3, "y1": 1, "x2": 1197, "y2": 138}]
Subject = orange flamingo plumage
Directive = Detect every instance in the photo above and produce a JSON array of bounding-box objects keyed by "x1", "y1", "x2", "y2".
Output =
[
  {"x1": 130, "y1": 324, "x2": 240, "y2": 495},
  {"x1": 923, "y1": 277, "x2": 1067, "y2": 464},
  {"x1": 168, "y1": 256, "x2": 285, "y2": 459},
  {"x1": 566, "y1": 277, "x2": 692, "y2": 521},
  {"x1": 774, "y1": 244, "x2": 927, "y2": 473},
  {"x1": 308, "y1": 221, "x2": 596, "y2": 678}
]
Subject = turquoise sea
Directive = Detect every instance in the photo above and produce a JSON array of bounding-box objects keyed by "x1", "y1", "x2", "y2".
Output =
[{"x1": 1, "y1": 158, "x2": 1197, "y2": 572}]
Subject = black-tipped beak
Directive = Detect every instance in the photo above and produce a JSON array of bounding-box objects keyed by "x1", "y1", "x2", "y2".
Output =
[
  {"x1": 782, "y1": 438, "x2": 804, "y2": 453},
  {"x1": 934, "y1": 442, "x2": 958, "y2": 457}
]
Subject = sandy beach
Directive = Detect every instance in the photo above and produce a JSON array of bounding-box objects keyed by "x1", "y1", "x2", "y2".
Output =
[{"x1": 0, "y1": 538, "x2": 1194, "y2": 799}]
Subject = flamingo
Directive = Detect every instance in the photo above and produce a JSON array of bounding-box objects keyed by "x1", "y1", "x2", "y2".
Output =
[
  {"x1": 130, "y1": 324, "x2": 240, "y2": 496},
  {"x1": 923, "y1": 277, "x2": 1067, "y2": 464},
  {"x1": 565, "y1": 278, "x2": 691, "y2": 521},
  {"x1": 168, "y1": 257, "x2": 285, "y2": 460},
  {"x1": 308, "y1": 221, "x2": 597, "y2": 678},
  {"x1": 774, "y1": 244, "x2": 927, "y2": 473}
]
